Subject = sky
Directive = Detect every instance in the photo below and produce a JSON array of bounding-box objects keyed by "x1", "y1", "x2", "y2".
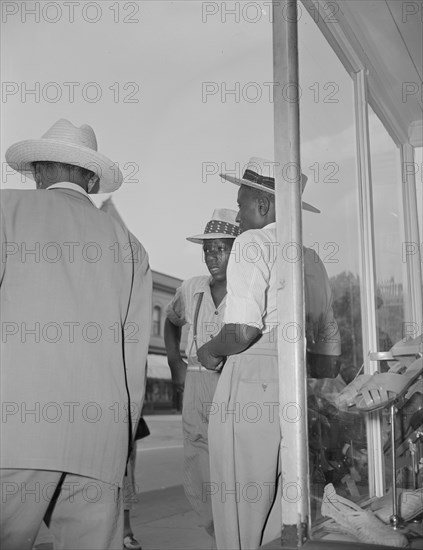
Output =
[{"x1": 1, "y1": 0, "x2": 422, "y2": 285}]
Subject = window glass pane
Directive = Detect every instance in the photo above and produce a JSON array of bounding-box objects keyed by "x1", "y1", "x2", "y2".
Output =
[
  {"x1": 298, "y1": 6, "x2": 369, "y2": 538},
  {"x1": 368, "y1": 108, "x2": 408, "y2": 347},
  {"x1": 368, "y1": 109, "x2": 422, "y2": 495}
]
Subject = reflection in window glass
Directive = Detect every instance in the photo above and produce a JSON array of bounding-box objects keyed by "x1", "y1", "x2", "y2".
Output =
[
  {"x1": 368, "y1": 108, "x2": 407, "y2": 348},
  {"x1": 368, "y1": 111, "x2": 423, "y2": 508},
  {"x1": 298, "y1": 7, "x2": 367, "y2": 536}
]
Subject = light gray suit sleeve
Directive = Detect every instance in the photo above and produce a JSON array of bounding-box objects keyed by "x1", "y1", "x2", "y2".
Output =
[
  {"x1": 0, "y1": 201, "x2": 5, "y2": 286},
  {"x1": 124, "y1": 242, "x2": 153, "y2": 434}
]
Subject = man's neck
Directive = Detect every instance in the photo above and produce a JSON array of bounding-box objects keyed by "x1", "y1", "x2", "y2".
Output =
[
  {"x1": 210, "y1": 278, "x2": 227, "y2": 308},
  {"x1": 256, "y1": 215, "x2": 275, "y2": 230},
  {"x1": 263, "y1": 215, "x2": 276, "y2": 227}
]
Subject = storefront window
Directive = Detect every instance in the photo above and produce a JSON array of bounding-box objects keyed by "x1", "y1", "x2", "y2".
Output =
[
  {"x1": 299, "y1": 9, "x2": 422, "y2": 545},
  {"x1": 365, "y1": 109, "x2": 422, "y2": 524},
  {"x1": 298, "y1": 6, "x2": 368, "y2": 532},
  {"x1": 368, "y1": 108, "x2": 407, "y2": 348}
]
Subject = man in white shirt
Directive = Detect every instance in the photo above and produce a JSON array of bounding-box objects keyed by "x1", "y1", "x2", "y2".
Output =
[{"x1": 198, "y1": 157, "x2": 340, "y2": 550}]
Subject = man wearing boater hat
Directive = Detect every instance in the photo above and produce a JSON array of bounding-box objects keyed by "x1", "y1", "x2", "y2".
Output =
[
  {"x1": 164, "y1": 209, "x2": 241, "y2": 540},
  {"x1": 197, "y1": 158, "x2": 340, "y2": 550},
  {"x1": 0, "y1": 119, "x2": 152, "y2": 550}
]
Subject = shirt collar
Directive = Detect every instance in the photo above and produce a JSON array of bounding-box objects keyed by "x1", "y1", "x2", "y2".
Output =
[
  {"x1": 194, "y1": 276, "x2": 227, "y2": 309},
  {"x1": 193, "y1": 276, "x2": 213, "y2": 295},
  {"x1": 47, "y1": 182, "x2": 96, "y2": 206}
]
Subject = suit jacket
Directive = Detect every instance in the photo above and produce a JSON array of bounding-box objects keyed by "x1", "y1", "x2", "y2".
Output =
[{"x1": 0, "y1": 187, "x2": 152, "y2": 486}]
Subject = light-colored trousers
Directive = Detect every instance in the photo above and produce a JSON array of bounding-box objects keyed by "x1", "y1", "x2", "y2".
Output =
[
  {"x1": 208, "y1": 340, "x2": 282, "y2": 550},
  {"x1": 0, "y1": 469, "x2": 123, "y2": 550},
  {"x1": 182, "y1": 368, "x2": 220, "y2": 536}
]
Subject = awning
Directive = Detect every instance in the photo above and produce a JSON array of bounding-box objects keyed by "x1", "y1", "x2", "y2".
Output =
[{"x1": 147, "y1": 354, "x2": 171, "y2": 380}]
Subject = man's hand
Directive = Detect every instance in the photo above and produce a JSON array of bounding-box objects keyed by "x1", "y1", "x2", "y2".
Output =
[
  {"x1": 198, "y1": 323, "x2": 261, "y2": 362},
  {"x1": 165, "y1": 318, "x2": 188, "y2": 392},
  {"x1": 171, "y1": 358, "x2": 187, "y2": 394},
  {"x1": 197, "y1": 343, "x2": 223, "y2": 371}
]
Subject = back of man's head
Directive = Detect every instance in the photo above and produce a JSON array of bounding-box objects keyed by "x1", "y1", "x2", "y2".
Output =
[{"x1": 32, "y1": 161, "x2": 99, "y2": 192}]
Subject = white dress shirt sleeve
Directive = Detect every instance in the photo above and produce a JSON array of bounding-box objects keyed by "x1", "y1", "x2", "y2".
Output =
[
  {"x1": 223, "y1": 230, "x2": 270, "y2": 330},
  {"x1": 166, "y1": 283, "x2": 187, "y2": 327}
]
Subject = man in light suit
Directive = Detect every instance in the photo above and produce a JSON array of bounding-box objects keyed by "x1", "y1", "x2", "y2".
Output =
[{"x1": 0, "y1": 119, "x2": 152, "y2": 550}]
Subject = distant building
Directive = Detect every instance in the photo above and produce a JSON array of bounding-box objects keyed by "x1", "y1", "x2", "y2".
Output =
[
  {"x1": 376, "y1": 278, "x2": 405, "y2": 345},
  {"x1": 144, "y1": 270, "x2": 187, "y2": 413}
]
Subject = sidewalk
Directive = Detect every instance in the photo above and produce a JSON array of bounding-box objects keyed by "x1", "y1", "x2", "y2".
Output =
[
  {"x1": 126, "y1": 414, "x2": 213, "y2": 549},
  {"x1": 129, "y1": 485, "x2": 213, "y2": 550}
]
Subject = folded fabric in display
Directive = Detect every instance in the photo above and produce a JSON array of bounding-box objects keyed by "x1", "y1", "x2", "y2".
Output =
[
  {"x1": 371, "y1": 488, "x2": 423, "y2": 524},
  {"x1": 321, "y1": 484, "x2": 408, "y2": 547}
]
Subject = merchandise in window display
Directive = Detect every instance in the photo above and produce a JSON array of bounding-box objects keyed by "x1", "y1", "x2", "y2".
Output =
[{"x1": 316, "y1": 335, "x2": 422, "y2": 546}]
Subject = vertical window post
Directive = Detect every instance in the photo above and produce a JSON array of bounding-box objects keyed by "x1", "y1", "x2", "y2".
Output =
[
  {"x1": 273, "y1": 0, "x2": 309, "y2": 545},
  {"x1": 400, "y1": 143, "x2": 423, "y2": 331}
]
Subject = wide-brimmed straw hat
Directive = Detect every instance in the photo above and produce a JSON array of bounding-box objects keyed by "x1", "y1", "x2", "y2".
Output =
[
  {"x1": 5, "y1": 118, "x2": 123, "y2": 193},
  {"x1": 220, "y1": 156, "x2": 320, "y2": 213},
  {"x1": 187, "y1": 209, "x2": 241, "y2": 244}
]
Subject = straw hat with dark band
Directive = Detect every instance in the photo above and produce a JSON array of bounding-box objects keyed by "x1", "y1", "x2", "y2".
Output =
[
  {"x1": 187, "y1": 209, "x2": 241, "y2": 244},
  {"x1": 220, "y1": 156, "x2": 320, "y2": 213},
  {"x1": 5, "y1": 118, "x2": 123, "y2": 193}
]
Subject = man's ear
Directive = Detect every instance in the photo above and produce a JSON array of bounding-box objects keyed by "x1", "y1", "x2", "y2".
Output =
[
  {"x1": 257, "y1": 196, "x2": 270, "y2": 216},
  {"x1": 32, "y1": 163, "x2": 42, "y2": 188},
  {"x1": 87, "y1": 174, "x2": 100, "y2": 194}
]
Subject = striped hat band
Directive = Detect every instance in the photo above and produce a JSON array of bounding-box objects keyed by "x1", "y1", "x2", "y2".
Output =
[
  {"x1": 243, "y1": 169, "x2": 274, "y2": 190},
  {"x1": 204, "y1": 220, "x2": 241, "y2": 237}
]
